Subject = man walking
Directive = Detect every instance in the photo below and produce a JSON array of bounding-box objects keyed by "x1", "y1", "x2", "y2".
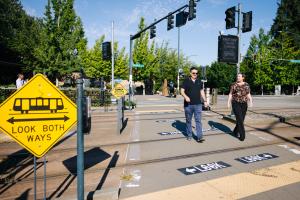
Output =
[{"x1": 181, "y1": 67, "x2": 208, "y2": 142}]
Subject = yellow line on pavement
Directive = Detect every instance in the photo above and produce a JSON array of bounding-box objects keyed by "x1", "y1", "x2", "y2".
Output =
[{"x1": 122, "y1": 160, "x2": 300, "y2": 200}]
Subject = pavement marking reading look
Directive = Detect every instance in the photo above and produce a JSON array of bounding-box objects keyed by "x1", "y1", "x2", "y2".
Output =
[
  {"x1": 122, "y1": 160, "x2": 300, "y2": 200},
  {"x1": 235, "y1": 153, "x2": 278, "y2": 164},
  {"x1": 178, "y1": 161, "x2": 231, "y2": 175}
]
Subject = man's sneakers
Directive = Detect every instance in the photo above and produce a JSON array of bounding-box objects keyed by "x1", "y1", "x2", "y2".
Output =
[
  {"x1": 187, "y1": 136, "x2": 205, "y2": 142},
  {"x1": 197, "y1": 138, "x2": 205, "y2": 143},
  {"x1": 187, "y1": 136, "x2": 192, "y2": 141}
]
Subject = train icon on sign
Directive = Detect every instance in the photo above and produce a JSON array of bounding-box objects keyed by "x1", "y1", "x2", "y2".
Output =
[{"x1": 13, "y1": 97, "x2": 64, "y2": 114}]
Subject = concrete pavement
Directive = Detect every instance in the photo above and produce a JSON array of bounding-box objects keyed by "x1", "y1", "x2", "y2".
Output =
[{"x1": 0, "y1": 94, "x2": 299, "y2": 199}]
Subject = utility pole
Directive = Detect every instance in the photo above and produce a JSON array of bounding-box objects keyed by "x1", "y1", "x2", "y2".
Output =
[
  {"x1": 177, "y1": 27, "x2": 180, "y2": 93},
  {"x1": 129, "y1": 37, "x2": 133, "y2": 110},
  {"x1": 111, "y1": 21, "x2": 115, "y2": 89}
]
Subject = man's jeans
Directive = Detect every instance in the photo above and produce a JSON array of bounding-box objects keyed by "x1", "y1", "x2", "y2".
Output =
[{"x1": 184, "y1": 104, "x2": 203, "y2": 139}]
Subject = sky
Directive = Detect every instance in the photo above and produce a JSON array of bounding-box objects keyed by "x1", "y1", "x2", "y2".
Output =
[{"x1": 21, "y1": 0, "x2": 279, "y2": 66}]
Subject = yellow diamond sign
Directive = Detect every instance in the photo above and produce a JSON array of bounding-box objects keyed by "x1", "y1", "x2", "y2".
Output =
[
  {"x1": 111, "y1": 83, "x2": 128, "y2": 99},
  {"x1": 0, "y1": 74, "x2": 77, "y2": 157}
]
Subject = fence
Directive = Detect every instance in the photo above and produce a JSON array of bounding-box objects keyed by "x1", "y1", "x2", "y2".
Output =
[{"x1": 0, "y1": 87, "x2": 112, "y2": 107}]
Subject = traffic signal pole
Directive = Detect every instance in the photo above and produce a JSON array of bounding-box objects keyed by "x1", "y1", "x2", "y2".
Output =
[
  {"x1": 129, "y1": 37, "x2": 133, "y2": 110},
  {"x1": 237, "y1": 3, "x2": 242, "y2": 75},
  {"x1": 112, "y1": 21, "x2": 115, "y2": 89},
  {"x1": 177, "y1": 27, "x2": 180, "y2": 93}
]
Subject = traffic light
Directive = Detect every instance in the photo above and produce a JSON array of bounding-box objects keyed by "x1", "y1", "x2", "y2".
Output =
[
  {"x1": 188, "y1": 0, "x2": 196, "y2": 21},
  {"x1": 167, "y1": 13, "x2": 174, "y2": 31},
  {"x1": 179, "y1": 68, "x2": 184, "y2": 78},
  {"x1": 225, "y1": 6, "x2": 236, "y2": 29},
  {"x1": 242, "y1": 11, "x2": 252, "y2": 33},
  {"x1": 102, "y1": 41, "x2": 111, "y2": 61},
  {"x1": 150, "y1": 25, "x2": 156, "y2": 39}
]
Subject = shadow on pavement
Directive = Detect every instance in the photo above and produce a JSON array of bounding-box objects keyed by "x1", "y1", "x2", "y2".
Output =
[
  {"x1": 15, "y1": 188, "x2": 31, "y2": 200},
  {"x1": 248, "y1": 110, "x2": 300, "y2": 128},
  {"x1": 208, "y1": 120, "x2": 232, "y2": 134},
  {"x1": 207, "y1": 121, "x2": 239, "y2": 139},
  {"x1": 63, "y1": 147, "x2": 111, "y2": 175},
  {"x1": 50, "y1": 148, "x2": 111, "y2": 199},
  {"x1": 120, "y1": 118, "x2": 128, "y2": 134},
  {"x1": 284, "y1": 121, "x2": 300, "y2": 128},
  {"x1": 87, "y1": 151, "x2": 119, "y2": 200},
  {"x1": 48, "y1": 173, "x2": 76, "y2": 199},
  {"x1": 0, "y1": 149, "x2": 44, "y2": 195},
  {"x1": 172, "y1": 120, "x2": 188, "y2": 137},
  {"x1": 246, "y1": 120, "x2": 300, "y2": 147}
]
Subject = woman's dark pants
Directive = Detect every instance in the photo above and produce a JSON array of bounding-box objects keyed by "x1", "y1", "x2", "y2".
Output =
[{"x1": 232, "y1": 101, "x2": 248, "y2": 141}]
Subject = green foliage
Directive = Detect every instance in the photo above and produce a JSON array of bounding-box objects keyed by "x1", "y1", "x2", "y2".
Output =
[
  {"x1": 82, "y1": 35, "x2": 128, "y2": 82},
  {"x1": 34, "y1": 0, "x2": 87, "y2": 81},
  {"x1": 132, "y1": 17, "x2": 156, "y2": 81},
  {"x1": 271, "y1": 0, "x2": 300, "y2": 49},
  {"x1": 269, "y1": 32, "x2": 300, "y2": 86},
  {"x1": 242, "y1": 26, "x2": 300, "y2": 94},
  {"x1": 130, "y1": 17, "x2": 193, "y2": 91},
  {"x1": 0, "y1": 0, "x2": 41, "y2": 83},
  {"x1": 207, "y1": 62, "x2": 236, "y2": 94}
]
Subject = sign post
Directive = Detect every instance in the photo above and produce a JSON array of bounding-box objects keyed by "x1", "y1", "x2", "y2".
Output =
[
  {"x1": 34, "y1": 156, "x2": 37, "y2": 200},
  {"x1": 76, "y1": 77, "x2": 84, "y2": 200},
  {"x1": 111, "y1": 84, "x2": 128, "y2": 134}
]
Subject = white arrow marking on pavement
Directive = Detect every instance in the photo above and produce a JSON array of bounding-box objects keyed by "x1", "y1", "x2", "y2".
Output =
[
  {"x1": 186, "y1": 168, "x2": 197, "y2": 174},
  {"x1": 278, "y1": 144, "x2": 289, "y2": 149},
  {"x1": 289, "y1": 149, "x2": 300, "y2": 155},
  {"x1": 262, "y1": 154, "x2": 273, "y2": 158}
]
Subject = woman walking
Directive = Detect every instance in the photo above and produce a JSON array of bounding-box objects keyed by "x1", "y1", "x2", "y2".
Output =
[{"x1": 227, "y1": 73, "x2": 253, "y2": 141}]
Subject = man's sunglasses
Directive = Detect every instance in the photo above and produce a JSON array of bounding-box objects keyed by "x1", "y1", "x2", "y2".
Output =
[{"x1": 191, "y1": 72, "x2": 198, "y2": 75}]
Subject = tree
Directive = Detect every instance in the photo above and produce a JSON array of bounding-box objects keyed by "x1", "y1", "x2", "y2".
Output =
[
  {"x1": 34, "y1": 0, "x2": 87, "y2": 81},
  {"x1": 206, "y1": 62, "x2": 236, "y2": 94},
  {"x1": 271, "y1": 0, "x2": 300, "y2": 49},
  {"x1": 132, "y1": 17, "x2": 157, "y2": 82},
  {"x1": 0, "y1": 0, "x2": 41, "y2": 83},
  {"x1": 242, "y1": 29, "x2": 274, "y2": 94},
  {"x1": 82, "y1": 35, "x2": 128, "y2": 83},
  {"x1": 269, "y1": 31, "x2": 300, "y2": 93},
  {"x1": 114, "y1": 45, "x2": 129, "y2": 80}
]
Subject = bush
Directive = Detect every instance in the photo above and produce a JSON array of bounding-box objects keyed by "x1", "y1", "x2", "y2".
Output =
[
  {"x1": 125, "y1": 100, "x2": 136, "y2": 109},
  {"x1": 0, "y1": 87, "x2": 112, "y2": 107},
  {"x1": 0, "y1": 88, "x2": 16, "y2": 104}
]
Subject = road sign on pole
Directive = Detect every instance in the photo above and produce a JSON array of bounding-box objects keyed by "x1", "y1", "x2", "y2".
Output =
[
  {"x1": 290, "y1": 59, "x2": 300, "y2": 63},
  {"x1": 111, "y1": 83, "x2": 128, "y2": 99},
  {"x1": 0, "y1": 74, "x2": 77, "y2": 158},
  {"x1": 133, "y1": 63, "x2": 144, "y2": 68},
  {"x1": 218, "y1": 34, "x2": 239, "y2": 64}
]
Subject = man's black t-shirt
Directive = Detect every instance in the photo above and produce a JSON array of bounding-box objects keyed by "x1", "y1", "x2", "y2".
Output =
[{"x1": 182, "y1": 77, "x2": 203, "y2": 107}]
